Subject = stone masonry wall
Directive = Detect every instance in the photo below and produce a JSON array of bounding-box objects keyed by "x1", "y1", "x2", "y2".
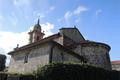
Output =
[
  {"x1": 54, "y1": 36, "x2": 63, "y2": 45},
  {"x1": 52, "y1": 45, "x2": 81, "y2": 63},
  {"x1": 81, "y1": 44, "x2": 111, "y2": 70},
  {"x1": 8, "y1": 43, "x2": 51, "y2": 74},
  {"x1": 112, "y1": 64, "x2": 120, "y2": 71},
  {"x1": 60, "y1": 28, "x2": 85, "y2": 43},
  {"x1": 73, "y1": 45, "x2": 82, "y2": 55}
]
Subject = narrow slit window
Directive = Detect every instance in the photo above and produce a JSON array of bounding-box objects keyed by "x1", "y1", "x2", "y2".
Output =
[
  {"x1": 60, "y1": 53, "x2": 64, "y2": 62},
  {"x1": 24, "y1": 53, "x2": 29, "y2": 63}
]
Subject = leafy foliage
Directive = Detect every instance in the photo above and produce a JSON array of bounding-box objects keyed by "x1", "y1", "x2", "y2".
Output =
[
  {"x1": 0, "y1": 54, "x2": 6, "y2": 71},
  {"x1": 35, "y1": 63, "x2": 120, "y2": 80}
]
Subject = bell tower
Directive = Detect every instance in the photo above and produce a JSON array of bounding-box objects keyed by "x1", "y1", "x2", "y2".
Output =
[{"x1": 28, "y1": 19, "x2": 45, "y2": 43}]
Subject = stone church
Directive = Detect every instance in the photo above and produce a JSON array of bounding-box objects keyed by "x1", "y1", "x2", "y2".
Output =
[{"x1": 8, "y1": 20, "x2": 112, "y2": 74}]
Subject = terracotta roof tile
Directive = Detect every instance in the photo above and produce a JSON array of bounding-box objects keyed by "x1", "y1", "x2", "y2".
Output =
[{"x1": 111, "y1": 60, "x2": 120, "y2": 64}]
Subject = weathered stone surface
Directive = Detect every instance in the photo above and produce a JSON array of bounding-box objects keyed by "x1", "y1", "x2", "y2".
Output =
[
  {"x1": 112, "y1": 64, "x2": 120, "y2": 71},
  {"x1": 59, "y1": 28, "x2": 85, "y2": 43},
  {"x1": 54, "y1": 36, "x2": 63, "y2": 45},
  {"x1": 8, "y1": 27, "x2": 112, "y2": 74},
  {"x1": 111, "y1": 61, "x2": 120, "y2": 71},
  {"x1": 81, "y1": 44, "x2": 111, "y2": 70},
  {"x1": 8, "y1": 41, "x2": 83, "y2": 74},
  {"x1": 52, "y1": 46, "x2": 81, "y2": 63},
  {"x1": 8, "y1": 43, "x2": 51, "y2": 74},
  {"x1": 73, "y1": 45, "x2": 82, "y2": 55}
]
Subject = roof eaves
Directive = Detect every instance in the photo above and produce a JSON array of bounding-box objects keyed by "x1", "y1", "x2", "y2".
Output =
[
  {"x1": 52, "y1": 41, "x2": 86, "y2": 62},
  {"x1": 8, "y1": 33, "x2": 61, "y2": 55},
  {"x1": 80, "y1": 40, "x2": 111, "y2": 51}
]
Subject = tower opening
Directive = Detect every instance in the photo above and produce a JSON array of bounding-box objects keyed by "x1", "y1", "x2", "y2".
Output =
[{"x1": 28, "y1": 19, "x2": 45, "y2": 43}]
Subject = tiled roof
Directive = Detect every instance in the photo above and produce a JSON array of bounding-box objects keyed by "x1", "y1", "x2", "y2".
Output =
[
  {"x1": 79, "y1": 40, "x2": 111, "y2": 51},
  {"x1": 67, "y1": 40, "x2": 110, "y2": 51},
  {"x1": 8, "y1": 33, "x2": 61, "y2": 55},
  {"x1": 111, "y1": 60, "x2": 120, "y2": 64},
  {"x1": 7, "y1": 33, "x2": 86, "y2": 62}
]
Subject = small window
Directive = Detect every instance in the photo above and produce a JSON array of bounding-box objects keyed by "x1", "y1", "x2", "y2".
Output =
[
  {"x1": 60, "y1": 53, "x2": 64, "y2": 62},
  {"x1": 36, "y1": 36, "x2": 39, "y2": 41},
  {"x1": 24, "y1": 53, "x2": 29, "y2": 63}
]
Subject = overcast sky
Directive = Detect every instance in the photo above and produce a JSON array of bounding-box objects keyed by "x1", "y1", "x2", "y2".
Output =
[{"x1": 0, "y1": 0, "x2": 120, "y2": 65}]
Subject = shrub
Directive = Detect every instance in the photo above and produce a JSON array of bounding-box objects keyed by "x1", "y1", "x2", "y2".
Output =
[
  {"x1": 0, "y1": 54, "x2": 6, "y2": 71},
  {"x1": 34, "y1": 63, "x2": 120, "y2": 80}
]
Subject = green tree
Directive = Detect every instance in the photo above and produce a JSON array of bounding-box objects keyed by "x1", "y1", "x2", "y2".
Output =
[{"x1": 0, "y1": 48, "x2": 6, "y2": 71}]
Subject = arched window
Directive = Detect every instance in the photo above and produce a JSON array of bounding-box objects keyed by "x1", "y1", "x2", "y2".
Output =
[
  {"x1": 36, "y1": 36, "x2": 39, "y2": 41},
  {"x1": 24, "y1": 53, "x2": 29, "y2": 63}
]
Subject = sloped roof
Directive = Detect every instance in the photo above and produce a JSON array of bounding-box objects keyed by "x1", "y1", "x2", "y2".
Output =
[
  {"x1": 8, "y1": 33, "x2": 86, "y2": 62},
  {"x1": 33, "y1": 19, "x2": 41, "y2": 30},
  {"x1": 8, "y1": 33, "x2": 61, "y2": 55},
  {"x1": 59, "y1": 27, "x2": 85, "y2": 41},
  {"x1": 52, "y1": 41, "x2": 86, "y2": 62},
  {"x1": 80, "y1": 40, "x2": 111, "y2": 51},
  {"x1": 112, "y1": 60, "x2": 120, "y2": 64},
  {"x1": 67, "y1": 40, "x2": 110, "y2": 51}
]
